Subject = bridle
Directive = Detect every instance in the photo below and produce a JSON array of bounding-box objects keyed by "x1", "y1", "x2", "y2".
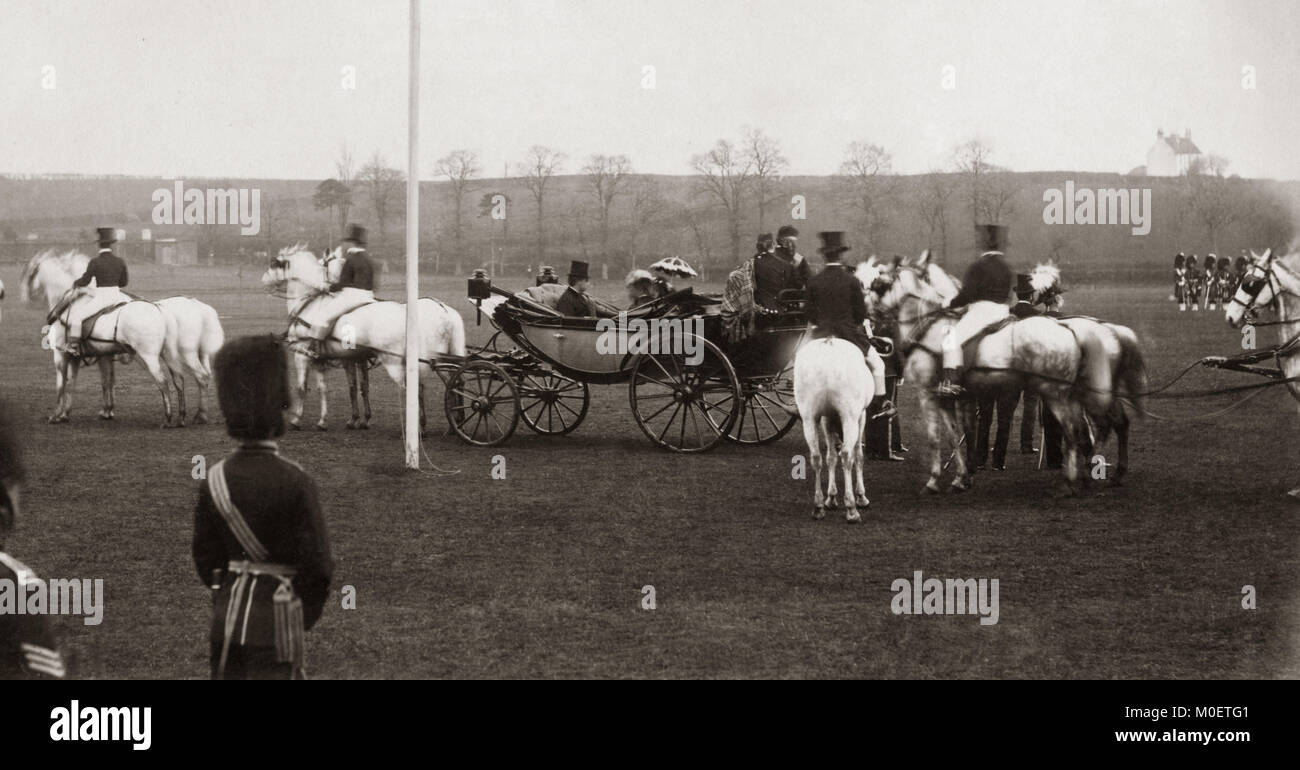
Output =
[
  {"x1": 1230, "y1": 257, "x2": 1297, "y2": 327},
  {"x1": 873, "y1": 270, "x2": 953, "y2": 354}
]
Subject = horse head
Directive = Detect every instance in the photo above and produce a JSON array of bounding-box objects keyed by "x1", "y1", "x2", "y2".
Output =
[{"x1": 262, "y1": 243, "x2": 324, "y2": 297}]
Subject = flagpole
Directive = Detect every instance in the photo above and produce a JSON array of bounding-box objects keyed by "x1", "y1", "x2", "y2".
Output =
[{"x1": 403, "y1": 0, "x2": 421, "y2": 469}]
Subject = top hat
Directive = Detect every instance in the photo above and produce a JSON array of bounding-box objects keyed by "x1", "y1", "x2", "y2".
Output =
[
  {"x1": 777, "y1": 225, "x2": 799, "y2": 240},
  {"x1": 973, "y1": 224, "x2": 1008, "y2": 253},
  {"x1": 817, "y1": 231, "x2": 850, "y2": 257},
  {"x1": 1014, "y1": 273, "x2": 1035, "y2": 300},
  {"x1": 342, "y1": 223, "x2": 367, "y2": 246},
  {"x1": 96, "y1": 227, "x2": 117, "y2": 248},
  {"x1": 214, "y1": 336, "x2": 289, "y2": 441},
  {"x1": 567, "y1": 260, "x2": 590, "y2": 281}
]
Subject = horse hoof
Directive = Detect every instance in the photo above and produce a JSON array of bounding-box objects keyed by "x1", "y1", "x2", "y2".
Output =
[
  {"x1": 923, "y1": 479, "x2": 941, "y2": 495},
  {"x1": 97, "y1": 412, "x2": 112, "y2": 420},
  {"x1": 1286, "y1": 488, "x2": 1300, "y2": 502},
  {"x1": 346, "y1": 420, "x2": 358, "y2": 430},
  {"x1": 193, "y1": 413, "x2": 208, "y2": 425},
  {"x1": 846, "y1": 509, "x2": 861, "y2": 523},
  {"x1": 1054, "y1": 482, "x2": 1080, "y2": 499},
  {"x1": 316, "y1": 423, "x2": 328, "y2": 432},
  {"x1": 812, "y1": 507, "x2": 826, "y2": 520},
  {"x1": 950, "y1": 476, "x2": 971, "y2": 493},
  {"x1": 855, "y1": 496, "x2": 870, "y2": 509},
  {"x1": 289, "y1": 421, "x2": 302, "y2": 431},
  {"x1": 825, "y1": 498, "x2": 838, "y2": 510},
  {"x1": 360, "y1": 422, "x2": 370, "y2": 430}
]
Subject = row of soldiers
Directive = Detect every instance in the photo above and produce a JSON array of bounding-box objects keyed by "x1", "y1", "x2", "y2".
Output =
[{"x1": 1173, "y1": 251, "x2": 1248, "y2": 312}]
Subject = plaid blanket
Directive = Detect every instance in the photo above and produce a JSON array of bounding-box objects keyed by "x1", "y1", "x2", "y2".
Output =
[{"x1": 721, "y1": 259, "x2": 757, "y2": 343}]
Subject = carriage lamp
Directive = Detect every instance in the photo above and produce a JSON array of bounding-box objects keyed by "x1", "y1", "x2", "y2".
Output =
[{"x1": 469, "y1": 269, "x2": 492, "y2": 324}]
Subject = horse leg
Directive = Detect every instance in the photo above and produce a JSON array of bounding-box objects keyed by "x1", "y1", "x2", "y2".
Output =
[
  {"x1": 51, "y1": 357, "x2": 77, "y2": 423},
  {"x1": 921, "y1": 397, "x2": 945, "y2": 494},
  {"x1": 803, "y1": 418, "x2": 826, "y2": 519},
  {"x1": 186, "y1": 352, "x2": 211, "y2": 424},
  {"x1": 418, "y1": 380, "x2": 427, "y2": 438},
  {"x1": 314, "y1": 365, "x2": 329, "y2": 430},
  {"x1": 169, "y1": 366, "x2": 188, "y2": 427},
  {"x1": 945, "y1": 400, "x2": 973, "y2": 492},
  {"x1": 288, "y1": 353, "x2": 309, "y2": 430},
  {"x1": 1048, "y1": 396, "x2": 1086, "y2": 497},
  {"x1": 360, "y1": 365, "x2": 372, "y2": 428},
  {"x1": 97, "y1": 357, "x2": 116, "y2": 420},
  {"x1": 843, "y1": 411, "x2": 864, "y2": 522},
  {"x1": 853, "y1": 412, "x2": 870, "y2": 509},
  {"x1": 1111, "y1": 409, "x2": 1129, "y2": 486},
  {"x1": 345, "y1": 364, "x2": 361, "y2": 429},
  {"x1": 824, "y1": 417, "x2": 841, "y2": 510},
  {"x1": 139, "y1": 353, "x2": 175, "y2": 428}
]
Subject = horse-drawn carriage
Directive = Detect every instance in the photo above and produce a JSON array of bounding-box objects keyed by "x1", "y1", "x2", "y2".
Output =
[{"x1": 433, "y1": 277, "x2": 807, "y2": 452}]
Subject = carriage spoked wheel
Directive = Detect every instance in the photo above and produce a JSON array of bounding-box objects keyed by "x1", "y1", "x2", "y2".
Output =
[
  {"x1": 726, "y1": 362, "x2": 798, "y2": 445},
  {"x1": 444, "y1": 360, "x2": 521, "y2": 446},
  {"x1": 629, "y1": 335, "x2": 741, "y2": 453},
  {"x1": 519, "y1": 371, "x2": 590, "y2": 435}
]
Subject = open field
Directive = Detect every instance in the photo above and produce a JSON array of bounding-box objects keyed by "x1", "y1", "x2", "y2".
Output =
[{"x1": 1, "y1": 262, "x2": 1298, "y2": 678}]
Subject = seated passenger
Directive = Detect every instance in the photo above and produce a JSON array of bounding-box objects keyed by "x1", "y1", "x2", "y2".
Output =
[
  {"x1": 625, "y1": 269, "x2": 655, "y2": 307},
  {"x1": 649, "y1": 256, "x2": 698, "y2": 296},
  {"x1": 556, "y1": 261, "x2": 614, "y2": 318}
]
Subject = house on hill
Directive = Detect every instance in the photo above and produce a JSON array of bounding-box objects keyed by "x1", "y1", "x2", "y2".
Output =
[{"x1": 1145, "y1": 129, "x2": 1202, "y2": 176}]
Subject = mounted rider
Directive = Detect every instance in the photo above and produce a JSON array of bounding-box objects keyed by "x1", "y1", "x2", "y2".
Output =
[
  {"x1": 59, "y1": 227, "x2": 129, "y2": 358},
  {"x1": 300, "y1": 224, "x2": 376, "y2": 357},
  {"x1": 805, "y1": 231, "x2": 896, "y2": 419},
  {"x1": 936, "y1": 224, "x2": 1014, "y2": 398}
]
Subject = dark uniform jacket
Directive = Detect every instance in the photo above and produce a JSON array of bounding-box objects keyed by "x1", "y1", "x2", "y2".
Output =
[
  {"x1": 950, "y1": 252, "x2": 1012, "y2": 308},
  {"x1": 330, "y1": 249, "x2": 375, "y2": 292},
  {"x1": 73, "y1": 251, "x2": 128, "y2": 289},
  {"x1": 807, "y1": 263, "x2": 872, "y2": 354},
  {"x1": 753, "y1": 251, "x2": 798, "y2": 309},
  {"x1": 1010, "y1": 300, "x2": 1039, "y2": 318},
  {"x1": 0, "y1": 552, "x2": 65, "y2": 679},
  {"x1": 193, "y1": 443, "x2": 333, "y2": 649},
  {"x1": 776, "y1": 246, "x2": 811, "y2": 289}
]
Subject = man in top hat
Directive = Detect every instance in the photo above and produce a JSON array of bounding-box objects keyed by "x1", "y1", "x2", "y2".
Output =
[
  {"x1": 193, "y1": 336, "x2": 334, "y2": 680},
  {"x1": 806, "y1": 232, "x2": 895, "y2": 418},
  {"x1": 301, "y1": 224, "x2": 376, "y2": 357},
  {"x1": 61, "y1": 227, "x2": 129, "y2": 357},
  {"x1": 775, "y1": 225, "x2": 811, "y2": 289},
  {"x1": 0, "y1": 400, "x2": 67, "y2": 680},
  {"x1": 936, "y1": 224, "x2": 1014, "y2": 397},
  {"x1": 556, "y1": 260, "x2": 614, "y2": 318}
]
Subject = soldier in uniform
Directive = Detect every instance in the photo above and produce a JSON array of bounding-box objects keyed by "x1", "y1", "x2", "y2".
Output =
[
  {"x1": 0, "y1": 400, "x2": 67, "y2": 680},
  {"x1": 1185, "y1": 254, "x2": 1203, "y2": 311},
  {"x1": 60, "y1": 227, "x2": 129, "y2": 358},
  {"x1": 806, "y1": 231, "x2": 896, "y2": 419},
  {"x1": 301, "y1": 224, "x2": 376, "y2": 357},
  {"x1": 1173, "y1": 253, "x2": 1187, "y2": 310},
  {"x1": 193, "y1": 336, "x2": 334, "y2": 679},
  {"x1": 936, "y1": 225, "x2": 1014, "y2": 397}
]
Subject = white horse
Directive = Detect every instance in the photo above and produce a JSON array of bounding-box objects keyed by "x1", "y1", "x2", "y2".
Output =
[
  {"x1": 793, "y1": 338, "x2": 873, "y2": 522},
  {"x1": 19, "y1": 250, "x2": 174, "y2": 425},
  {"x1": 1223, "y1": 248, "x2": 1300, "y2": 501},
  {"x1": 261, "y1": 245, "x2": 466, "y2": 433},
  {"x1": 867, "y1": 254, "x2": 1096, "y2": 495},
  {"x1": 20, "y1": 250, "x2": 224, "y2": 425}
]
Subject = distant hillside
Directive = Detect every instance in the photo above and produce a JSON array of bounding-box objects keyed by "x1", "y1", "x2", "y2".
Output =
[{"x1": 2, "y1": 171, "x2": 1296, "y2": 281}]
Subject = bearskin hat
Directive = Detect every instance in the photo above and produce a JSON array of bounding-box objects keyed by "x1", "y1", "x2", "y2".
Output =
[
  {"x1": 215, "y1": 336, "x2": 290, "y2": 441},
  {"x1": 1174, "y1": 253, "x2": 1185, "y2": 268},
  {"x1": 974, "y1": 224, "x2": 1008, "y2": 253}
]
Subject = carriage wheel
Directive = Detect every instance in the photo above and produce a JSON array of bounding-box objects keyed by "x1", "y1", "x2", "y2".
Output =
[
  {"x1": 519, "y1": 372, "x2": 590, "y2": 435},
  {"x1": 444, "y1": 360, "x2": 520, "y2": 446},
  {"x1": 726, "y1": 363, "x2": 798, "y2": 445},
  {"x1": 629, "y1": 335, "x2": 740, "y2": 453}
]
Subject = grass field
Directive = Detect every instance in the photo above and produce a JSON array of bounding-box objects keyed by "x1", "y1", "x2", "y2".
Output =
[{"x1": 1, "y1": 261, "x2": 1298, "y2": 679}]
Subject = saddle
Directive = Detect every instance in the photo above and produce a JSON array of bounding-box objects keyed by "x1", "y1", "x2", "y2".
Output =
[
  {"x1": 960, "y1": 317, "x2": 1016, "y2": 363},
  {"x1": 79, "y1": 302, "x2": 131, "y2": 344}
]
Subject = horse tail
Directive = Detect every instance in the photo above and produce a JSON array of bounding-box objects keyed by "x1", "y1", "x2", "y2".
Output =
[
  {"x1": 445, "y1": 302, "x2": 466, "y2": 357},
  {"x1": 1108, "y1": 324, "x2": 1148, "y2": 418},
  {"x1": 1070, "y1": 323, "x2": 1114, "y2": 418},
  {"x1": 158, "y1": 302, "x2": 184, "y2": 371},
  {"x1": 199, "y1": 301, "x2": 225, "y2": 372}
]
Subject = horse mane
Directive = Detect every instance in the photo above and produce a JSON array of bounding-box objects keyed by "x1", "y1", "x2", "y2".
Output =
[
  {"x1": 278, "y1": 242, "x2": 310, "y2": 258},
  {"x1": 855, "y1": 261, "x2": 882, "y2": 289}
]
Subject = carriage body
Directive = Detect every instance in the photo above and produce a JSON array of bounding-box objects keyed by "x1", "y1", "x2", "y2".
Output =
[{"x1": 439, "y1": 283, "x2": 806, "y2": 451}]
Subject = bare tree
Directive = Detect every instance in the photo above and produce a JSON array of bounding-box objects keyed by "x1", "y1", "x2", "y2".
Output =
[
  {"x1": 692, "y1": 139, "x2": 753, "y2": 262},
  {"x1": 915, "y1": 170, "x2": 953, "y2": 258},
  {"x1": 335, "y1": 145, "x2": 356, "y2": 230},
  {"x1": 433, "y1": 149, "x2": 480, "y2": 273},
  {"x1": 952, "y1": 139, "x2": 993, "y2": 225},
  {"x1": 1185, "y1": 154, "x2": 1239, "y2": 253},
  {"x1": 517, "y1": 145, "x2": 566, "y2": 262},
  {"x1": 742, "y1": 128, "x2": 787, "y2": 231},
  {"x1": 582, "y1": 154, "x2": 633, "y2": 265},
  {"x1": 837, "y1": 141, "x2": 895, "y2": 253},
  {"x1": 630, "y1": 177, "x2": 670, "y2": 266},
  {"x1": 357, "y1": 151, "x2": 405, "y2": 255}
]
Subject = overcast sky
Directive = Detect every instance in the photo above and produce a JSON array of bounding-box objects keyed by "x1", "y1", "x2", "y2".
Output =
[{"x1": 3, "y1": 0, "x2": 1298, "y2": 180}]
